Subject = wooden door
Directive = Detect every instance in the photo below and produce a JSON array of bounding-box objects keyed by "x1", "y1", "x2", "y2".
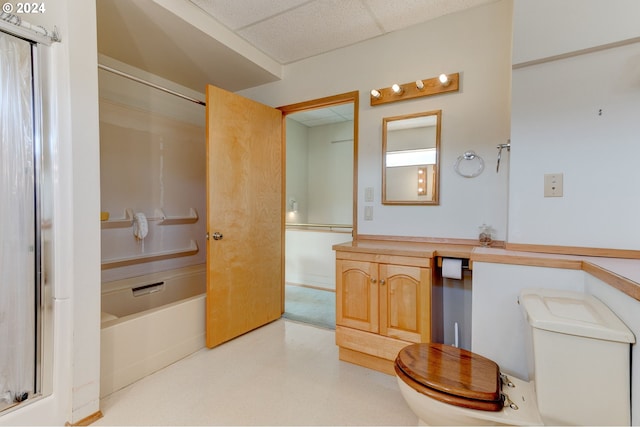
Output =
[
  {"x1": 205, "y1": 85, "x2": 283, "y2": 348},
  {"x1": 336, "y1": 259, "x2": 378, "y2": 333},
  {"x1": 379, "y1": 264, "x2": 431, "y2": 343}
]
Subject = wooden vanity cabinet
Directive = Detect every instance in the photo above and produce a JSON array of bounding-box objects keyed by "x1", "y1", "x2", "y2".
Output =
[{"x1": 335, "y1": 249, "x2": 432, "y2": 375}]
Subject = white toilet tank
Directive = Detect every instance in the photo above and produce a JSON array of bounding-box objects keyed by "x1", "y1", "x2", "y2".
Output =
[{"x1": 520, "y1": 288, "x2": 635, "y2": 426}]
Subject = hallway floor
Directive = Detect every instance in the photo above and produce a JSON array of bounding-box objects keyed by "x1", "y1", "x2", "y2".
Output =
[
  {"x1": 94, "y1": 319, "x2": 418, "y2": 426},
  {"x1": 282, "y1": 284, "x2": 335, "y2": 330}
]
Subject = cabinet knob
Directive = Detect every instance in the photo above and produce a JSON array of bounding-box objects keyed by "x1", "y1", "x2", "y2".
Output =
[
  {"x1": 370, "y1": 278, "x2": 377, "y2": 284},
  {"x1": 379, "y1": 279, "x2": 386, "y2": 286}
]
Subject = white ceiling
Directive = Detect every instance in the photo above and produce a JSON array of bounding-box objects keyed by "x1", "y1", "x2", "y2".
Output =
[
  {"x1": 287, "y1": 102, "x2": 354, "y2": 127},
  {"x1": 188, "y1": 0, "x2": 497, "y2": 65},
  {"x1": 97, "y1": 0, "x2": 497, "y2": 93}
]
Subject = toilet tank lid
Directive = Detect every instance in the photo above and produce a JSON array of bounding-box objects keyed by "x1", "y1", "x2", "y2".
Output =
[{"x1": 520, "y1": 288, "x2": 635, "y2": 344}]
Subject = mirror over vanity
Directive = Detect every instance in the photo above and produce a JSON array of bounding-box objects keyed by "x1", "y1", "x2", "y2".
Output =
[{"x1": 382, "y1": 110, "x2": 441, "y2": 205}]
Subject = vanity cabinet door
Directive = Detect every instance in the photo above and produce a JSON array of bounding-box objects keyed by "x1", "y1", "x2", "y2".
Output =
[
  {"x1": 334, "y1": 244, "x2": 437, "y2": 374},
  {"x1": 379, "y1": 264, "x2": 431, "y2": 343},
  {"x1": 336, "y1": 259, "x2": 379, "y2": 333}
]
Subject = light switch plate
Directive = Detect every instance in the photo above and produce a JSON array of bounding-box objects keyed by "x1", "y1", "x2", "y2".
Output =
[
  {"x1": 365, "y1": 187, "x2": 374, "y2": 202},
  {"x1": 544, "y1": 173, "x2": 563, "y2": 197},
  {"x1": 364, "y1": 206, "x2": 373, "y2": 220}
]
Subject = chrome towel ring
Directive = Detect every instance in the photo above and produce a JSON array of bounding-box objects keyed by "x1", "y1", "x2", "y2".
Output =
[{"x1": 454, "y1": 150, "x2": 484, "y2": 178}]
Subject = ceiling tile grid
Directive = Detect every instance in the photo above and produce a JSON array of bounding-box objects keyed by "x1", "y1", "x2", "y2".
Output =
[
  {"x1": 189, "y1": 0, "x2": 497, "y2": 64},
  {"x1": 189, "y1": 0, "x2": 309, "y2": 30},
  {"x1": 288, "y1": 103, "x2": 354, "y2": 127},
  {"x1": 237, "y1": 0, "x2": 383, "y2": 64},
  {"x1": 365, "y1": 0, "x2": 496, "y2": 33}
]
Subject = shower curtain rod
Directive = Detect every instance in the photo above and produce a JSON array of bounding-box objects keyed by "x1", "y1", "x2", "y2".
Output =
[
  {"x1": 0, "y1": 12, "x2": 60, "y2": 45},
  {"x1": 98, "y1": 64, "x2": 206, "y2": 107}
]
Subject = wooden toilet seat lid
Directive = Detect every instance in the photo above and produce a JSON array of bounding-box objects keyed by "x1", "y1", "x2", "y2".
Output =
[{"x1": 396, "y1": 343, "x2": 502, "y2": 403}]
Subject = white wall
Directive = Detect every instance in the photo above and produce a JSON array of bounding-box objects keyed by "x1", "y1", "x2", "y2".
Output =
[
  {"x1": 512, "y1": 0, "x2": 640, "y2": 65},
  {"x1": 286, "y1": 119, "x2": 353, "y2": 225},
  {"x1": 60, "y1": 3, "x2": 102, "y2": 421},
  {"x1": 286, "y1": 119, "x2": 309, "y2": 223},
  {"x1": 307, "y1": 122, "x2": 353, "y2": 225},
  {"x1": 241, "y1": 0, "x2": 513, "y2": 241},
  {"x1": 471, "y1": 263, "x2": 584, "y2": 378},
  {"x1": 285, "y1": 119, "x2": 353, "y2": 288},
  {"x1": 98, "y1": 78, "x2": 206, "y2": 283},
  {"x1": 509, "y1": 0, "x2": 640, "y2": 249},
  {"x1": 285, "y1": 230, "x2": 351, "y2": 290}
]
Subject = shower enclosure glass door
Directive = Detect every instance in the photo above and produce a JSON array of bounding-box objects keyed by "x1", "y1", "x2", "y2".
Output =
[{"x1": 0, "y1": 30, "x2": 41, "y2": 413}]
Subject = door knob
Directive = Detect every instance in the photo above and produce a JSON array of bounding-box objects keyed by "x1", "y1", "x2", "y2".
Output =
[{"x1": 212, "y1": 232, "x2": 223, "y2": 240}]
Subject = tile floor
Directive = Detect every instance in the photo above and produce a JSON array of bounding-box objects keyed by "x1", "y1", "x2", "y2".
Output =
[{"x1": 94, "y1": 319, "x2": 418, "y2": 426}]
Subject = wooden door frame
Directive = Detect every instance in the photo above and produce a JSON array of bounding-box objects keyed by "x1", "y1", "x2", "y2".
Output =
[
  {"x1": 277, "y1": 90, "x2": 359, "y2": 237},
  {"x1": 277, "y1": 91, "x2": 359, "y2": 314}
]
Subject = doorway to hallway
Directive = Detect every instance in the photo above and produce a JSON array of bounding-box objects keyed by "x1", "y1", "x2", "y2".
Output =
[{"x1": 280, "y1": 92, "x2": 358, "y2": 329}]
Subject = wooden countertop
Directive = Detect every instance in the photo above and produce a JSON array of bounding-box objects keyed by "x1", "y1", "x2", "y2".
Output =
[
  {"x1": 472, "y1": 247, "x2": 640, "y2": 301},
  {"x1": 333, "y1": 240, "x2": 475, "y2": 259},
  {"x1": 333, "y1": 240, "x2": 640, "y2": 302}
]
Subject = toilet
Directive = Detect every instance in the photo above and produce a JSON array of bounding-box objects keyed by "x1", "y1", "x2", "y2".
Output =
[{"x1": 395, "y1": 288, "x2": 635, "y2": 426}]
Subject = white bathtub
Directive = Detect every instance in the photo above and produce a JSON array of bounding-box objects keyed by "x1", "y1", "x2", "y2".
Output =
[{"x1": 100, "y1": 264, "x2": 206, "y2": 398}]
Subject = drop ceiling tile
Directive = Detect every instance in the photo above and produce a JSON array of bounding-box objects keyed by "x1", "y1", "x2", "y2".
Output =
[
  {"x1": 365, "y1": 0, "x2": 497, "y2": 32},
  {"x1": 306, "y1": 117, "x2": 349, "y2": 127},
  {"x1": 331, "y1": 103, "x2": 354, "y2": 120},
  {"x1": 288, "y1": 104, "x2": 354, "y2": 127},
  {"x1": 189, "y1": 0, "x2": 309, "y2": 30},
  {"x1": 238, "y1": 0, "x2": 383, "y2": 64},
  {"x1": 296, "y1": 110, "x2": 334, "y2": 120},
  {"x1": 289, "y1": 109, "x2": 333, "y2": 126}
]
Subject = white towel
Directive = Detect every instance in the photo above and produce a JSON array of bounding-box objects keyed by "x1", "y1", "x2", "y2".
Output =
[{"x1": 133, "y1": 212, "x2": 148, "y2": 240}]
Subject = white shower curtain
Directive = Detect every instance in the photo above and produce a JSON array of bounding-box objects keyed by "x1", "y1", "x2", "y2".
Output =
[{"x1": 0, "y1": 31, "x2": 36, "y2": 410}]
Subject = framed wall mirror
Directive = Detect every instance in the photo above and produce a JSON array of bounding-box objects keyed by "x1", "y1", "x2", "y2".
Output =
[{"x1": 382, "y1": 110, "x2": 441, "y2": 205}]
